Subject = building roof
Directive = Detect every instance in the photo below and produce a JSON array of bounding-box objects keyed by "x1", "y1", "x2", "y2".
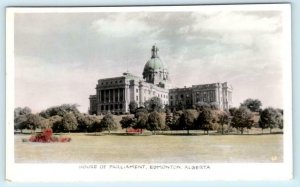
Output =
[{"x1": 143, "y1": 45, "x2": 168, "y2": 74}]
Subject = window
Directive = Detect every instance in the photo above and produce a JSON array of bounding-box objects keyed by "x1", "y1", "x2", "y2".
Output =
[
  {"x1": 136, "y1": 96, "x2": 139, "y2": 101},
  {"x1": 170, "y1": 95, "x2": 173, "y2": 99},
  {"x1": 136, "y1": 89, "x2": 139, "y2": 93}
]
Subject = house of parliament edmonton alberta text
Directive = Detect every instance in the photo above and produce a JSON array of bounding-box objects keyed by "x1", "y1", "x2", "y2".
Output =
[{"x1": 89, "y1": 45, "x2": 233, "y2": 115}]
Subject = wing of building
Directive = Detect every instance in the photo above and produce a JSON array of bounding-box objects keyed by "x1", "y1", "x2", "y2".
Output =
[{"x1": 89, "y1": 45, "x2": 233, "y2": 115}]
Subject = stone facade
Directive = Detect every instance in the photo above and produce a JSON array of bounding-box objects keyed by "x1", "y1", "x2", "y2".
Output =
[
  {"x1": 89, "y1": 46, "x2": 170, "y2": 115},
  {"x1": 169, "y1": 82, "x2": 233, "y2": 111},
  {"x1": 89, "y1": 45, "x2": 233, "y2": 115}
]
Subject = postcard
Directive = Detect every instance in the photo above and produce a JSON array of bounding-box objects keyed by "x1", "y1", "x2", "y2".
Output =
[{"x1": 6, "y1": 4, "x2": 292, "y2": 182}]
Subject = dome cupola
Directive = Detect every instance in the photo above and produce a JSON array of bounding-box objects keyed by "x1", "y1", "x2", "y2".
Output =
[{"x1": 143, "y1": 45, "x2": 169, "y2": 87}]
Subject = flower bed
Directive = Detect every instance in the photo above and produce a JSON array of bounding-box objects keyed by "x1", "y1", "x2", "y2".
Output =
[{"x1": 26, "y1": 128, "x2": 71, "y2": 143}]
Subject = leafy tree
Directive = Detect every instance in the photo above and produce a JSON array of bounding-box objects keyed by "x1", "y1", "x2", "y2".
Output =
[
  {"x1": 240, "y1": 99, "x2": 262, "y2": 112},
  {"x1": 277, "y1": 109, "x2": 284, "y2": 130},
  {"x1": 120, "y1": 116, "x2": 134, "y2": 130},
  {"x1": 14, "y1": 107, "x2": 31, "y2": 118},
  {"x1": 218, "y1": 111, "x2": 230, "y2": 134},
  {"x1": 210, "y1": 102, "x2": 220, "y2": 110},
  {"x1": 165, "y1": 109, "x2": 173, "y2": 129},
  {"x1": 76, "y1": 113, "x2": 101, "y2": 132},
  {"x1": 40, "y1": 117, "x2": 51, "y2": 129},
  {"x1": 231, "y1": 107, "x2": 254, "y2": 134},
  {"x1": 229, "y1": 107, "x2": 238, "y2": 116},
  {"x1": 100, "y1": 113, "x2": 118, "y2": 134},
  {"x1": 134, "y1": 107, "x2": 148, "y2": 117},
  {"x1": 40, "y1": 104, "x2": 80, "y2": 118},
  {"x1": 259, "y1": 107, "x2": 283, "y2": 133},
  {"x1": 168, "y1": 110, "x2": 182, "y2": 130},
  {"x1": 196, "y1": 108, "x2": 216, "y2": 135},
  {"x1": 144, "y1": 97, "x2": 163, "y2": 112},
  {"x1": 195, "y1": 102, "x2": 210, "y2": 111},
  {"x1": 175, "y1": 101, "x2": 185, "y2": 111},
  {"x1": 129, "y1": 101, "x2": 138, "y2": 114},
  {"x1": 26, "y1": 114, "x2": 42, "y2": 131},
  {"x1": 14, "y1": 107, "x2": 33, "y2": 133},
  {"x1": 133, "y1": 111, "x2": 148, "y2": 133},
  {"x1": 61, "y1": 112, "x2": 78, "y2": 132},
  {"x1": 147, "y1": 111, "x2": 164, "y2": 134},
  {"x1": 178, "y1": 110, "x2": 195, "y2": 135},
  {"x1": 14, "y1": 114, "x2": 28, "y2": 133}
]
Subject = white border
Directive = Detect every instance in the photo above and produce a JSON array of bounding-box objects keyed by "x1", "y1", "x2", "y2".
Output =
[{"x1": 6, "y1": 4, "x2": 292, "y2": 182}]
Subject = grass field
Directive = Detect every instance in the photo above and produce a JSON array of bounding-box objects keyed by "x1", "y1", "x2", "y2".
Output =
[{"x1": 14, "y1": 133, "x2": 283, "y2": 163}]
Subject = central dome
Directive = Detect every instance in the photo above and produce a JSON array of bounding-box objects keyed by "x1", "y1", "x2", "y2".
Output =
[
  {"x1": 144, "y1": 57, "x2": 167, "y2": 71},
  {"x1": 143, "y1": 45, "x2": 169, "y2": 87}
]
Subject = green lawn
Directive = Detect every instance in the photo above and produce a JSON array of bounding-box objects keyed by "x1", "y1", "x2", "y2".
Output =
[{"x1": 14, "y1": 133, "x2": 283, "y2": 163}]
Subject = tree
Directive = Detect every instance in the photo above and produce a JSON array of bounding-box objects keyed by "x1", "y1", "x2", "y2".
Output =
[
  {"x1": 61, "y1": 112, "x2": 78, "y2": 132},
  {"x1": 100, "y1": 113, "x2": 118, "y2": 134},
  {"x1": 168, "y1": 110, "x2": 182, "y2": 130},
  {"x1": 240, "y1": 99, "x2": 262, "y2": 112},
  {"x1": 144, "y1": 97, "x2": 163, "y2": 112},
  {"x1": 135, "y1": 107, "x2": 148, "y2": 117},
  {"x1": 210, "y1": 102, "x2": 220, "y2": 110},
  {"x1": 129, "y1": 101, "x2": 138, "y2": 114},
  {"x1": 25, "y1": 114, "x2": 42, "y2": 132},
  {"x1": 133, "y1": 111, "x2": 148, "y2": 133},
  {"x1": 231, "y1": 107, "x2": 254, "y2": 134},
  {"x1": 120, "y1": 116, "x2": 134, "y2": 131},
  {"x1": 178, "y1": 110, "x2": 195, "y2": 135},
  {"x1": 195, "y1": 102, "x2": 210, "y2": 111},
  {"x1": 14, "y1": 107, "x2": 31, "y2": 118},
  {"x1": 14, "y1": 107, "x2": 33, "y2": 133},
  {"x1": 259, "y1": 107, "x2": 282, "y2": 133},
  {"x1": 165, "y1": 109, "x2": 173, "y2": 129},
  {"x1": 147, "y1": 111, "x2": 164, "y2": 134},
  {"x1": 277, "y1": 109, "x2": 284, "y2": 130},
  {"x1": 40, "y1": 104, "x2": 80, "y2": 118},
  {"x1": 218, "y1": 111, "x2": 230, "y2": 134},
  {"x1": 76, "y1": 113, "x2": 101, "y2": 132},
  {"x1": 196, "y1": 108, "x2": 216, "y2": 135},
  {"x1": 14, "y1": 114, "x2": 28, "y2": 133}
]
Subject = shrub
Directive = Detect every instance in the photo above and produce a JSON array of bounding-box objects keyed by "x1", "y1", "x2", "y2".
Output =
[{"x1": 27, "y1": 128, "x2": 71, "y2": 143}]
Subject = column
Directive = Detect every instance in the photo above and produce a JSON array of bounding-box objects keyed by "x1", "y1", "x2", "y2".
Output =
[
  {"x1": 123, "y1": 88, "x2": 125, "y2": 101},
  {"x1": 125, "y1": 85, "x2": 129, "y2": 113},
  {"x1": 113, "y1": 89, "x2": 115, "y2": 103},
  {"x1": 117, "y1": 88, "x2": 120, "y2": 102}
]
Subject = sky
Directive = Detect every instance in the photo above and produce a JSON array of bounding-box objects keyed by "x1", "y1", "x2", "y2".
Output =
[{"x1": 13, "y1": 6, "x2": 288, "y2": 113}]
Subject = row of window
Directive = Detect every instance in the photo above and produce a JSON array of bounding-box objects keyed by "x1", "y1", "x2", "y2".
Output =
[
  {"x1": 98, "y1": 89, "x2": 124, "y2": 102},
  {"x1": 100, "y1": 80, "x2": 123, "y2": 86},
  {"x1": 170, "y1": 91, "x2": 217, "y2": 100},
  {"x1": 99, "y1": 104, "x2": 123, "y2": 111},
  {"x1": 136, "y1": 88, "x2": 168, "y2": 99}
]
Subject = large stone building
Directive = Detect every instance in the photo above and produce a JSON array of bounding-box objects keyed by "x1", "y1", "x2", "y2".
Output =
[
  {"x1": 89, "y1": 45, "x2": 233, "y2": 114},
  {"x1": 169, "y1": 83, "x2": 233, "y2": 111},
  {"x1": 89, "y1": 45, "x2": 170, "y2": 115}
]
